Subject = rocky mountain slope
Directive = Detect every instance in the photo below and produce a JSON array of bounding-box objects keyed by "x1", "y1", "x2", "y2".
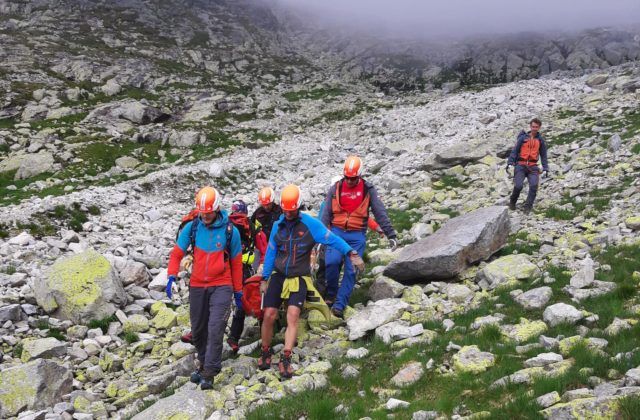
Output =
[{"x1": 1, "y1": 0, "x2": 640, "y2": 419}]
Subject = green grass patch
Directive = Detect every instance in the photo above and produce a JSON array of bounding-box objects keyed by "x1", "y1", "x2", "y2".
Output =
[
  {"x1": 387, "y1": 201, "x2": 421, "y2": 233},
  {"x1": 631, "y1": 143, "x2": 640, "y2": 154},
  {"x1": 0, "y1": 118, "x2": 16, "y2": 129},
  {"x1": 29, "y1": 112, "x2": 88, "y2": 130},
  {"x1": 283, "y1": 87, "x2": 345, "y2": 102},
  {"x1": 187, "y1": 30, "x2": 209, "y2": 47},
  {"x1": 12, "y1": 342, "x2": 23, "y2": 359},
  {"x1": 123, "y1": 331, "x2": 139, "y2": 344},
  {"x1": 47, "y1": 328, "x2": 66, "y2": 341},
  {"x1": 496, "y1": 230, "x2": 542, "y2": 257},
  {"x1": 10, "y1": 202, "x2": 100, "y2": 238},
  {"x1": 432, "y1": 175, "x2": 466, "y2": 190},
  {"x1": 556, "y1": 108, "x2": 580, "y2": 119},
  {"x1": 619, "y1": 394, "x2": 640, "y2": 419},
  {"x1": 551, "y1": 128, "x2": 594, "y2": 146},
  {"x1": 88, "y1": 315, "x2": 117, "y2": 333},
  {"x1": 0, "y1": 264, "x2": 16, "y2": 274}
]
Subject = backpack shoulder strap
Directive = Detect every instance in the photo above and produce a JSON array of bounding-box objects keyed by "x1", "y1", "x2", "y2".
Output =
[
  {"x1": 224, "y1": 222, "x2": 233, "y2": 261},
  {"x1": 189, "y1": 217, "x2": 199, "y2": 253}
]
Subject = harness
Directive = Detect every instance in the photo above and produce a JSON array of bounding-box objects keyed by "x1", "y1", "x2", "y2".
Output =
[{"x1": 189, "y1": 217, "x2": 233, "y2": 262}]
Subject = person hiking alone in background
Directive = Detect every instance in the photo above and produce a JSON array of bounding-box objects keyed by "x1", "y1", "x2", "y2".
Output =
[
  {"x1": 506, "y1": 118, "x2": 549, "y2": 214},
  {"x1": 166, "y1": 186, "x2": 243, "y2": 389},
  {"x1": 258, "y1": 184, "x2": 365, "y2": 379},
  {"x1": 320, "y1": 156, "x2": 397, "y2": 318}
]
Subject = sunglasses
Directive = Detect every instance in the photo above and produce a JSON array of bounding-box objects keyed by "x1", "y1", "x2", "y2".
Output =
[{"x1": 345, "y1": 176, "x2": 359, "y2": 182}]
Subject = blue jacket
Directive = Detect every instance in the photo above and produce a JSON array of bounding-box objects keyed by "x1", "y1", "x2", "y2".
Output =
[
  {"x1": 508, "y1": 130, "x2": 549, "y2": 171},
  {"x1": 168, "y1": 210, "x2": 243, "y2": 291},
  {"x1": 262, "y1": 212, "x2": 353, "y2": 279}
]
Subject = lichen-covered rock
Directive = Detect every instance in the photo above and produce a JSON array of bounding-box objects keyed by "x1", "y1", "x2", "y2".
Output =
[
  {"x1": 34, "y1": 249, "x2": 126, "y2": 323},
  {"x1": 20, "y1": 337, "x2": 67, "y2": 362},
  {"x1": 130, "y1": 383, "x2": 214, "y2": 420},
  {"x1": 491, "y1": 359, "x2": 574, "y2": 388},
  {"x1": 170, "y1": 342, "x2": 196, "y2": 358},
  {"x1": 539, "y1": 395, "x2": 631, "y2": 419},
  {"x1": 0, "y1": 359, "x2": 72, "y2": 417},
  {"x1": 624, "y1": 216, "x2": 640, "y2": 230},
  {"x1": 452, "y1": 345, "x2": 495, "y2": 374},
  {"x1": 500, "y1": 318, "x2": 548, "y2": 343},
  {"x1": 152, "y1": 307, "x2": 177, "y2": 329},
  {"x1": 476, "y1": 254, "x2": 541, "y2": 290},
  {"x1": 123, "y1": 314, "x2": 150, "y2": 333}
]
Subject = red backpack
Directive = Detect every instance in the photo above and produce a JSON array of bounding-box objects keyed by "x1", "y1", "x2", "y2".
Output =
[{"x1": 241, "y1": 275, "x2": 263, "y2": 320}]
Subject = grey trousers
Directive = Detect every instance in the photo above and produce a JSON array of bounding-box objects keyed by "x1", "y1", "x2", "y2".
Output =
[
  {"x1": 189, "y1": 285, "x2": 232, "y2": 377},
  {"x1": 510, "y1": 164, "x2": 540, "y2": 208}
]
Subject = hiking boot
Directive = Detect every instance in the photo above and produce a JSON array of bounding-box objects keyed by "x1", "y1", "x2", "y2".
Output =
[
  {"x1": 331, "y1": 307, "x2": 344, "y2": 319},
  {"x1": 508, "y1": 201, "x2": 516, "y2": 211},
  {"x1": 190, "y1": 369, "x2": 202, "y2": 384},
  {"x1": 199, "y1": 377, "x2": 213, "y2": 390},
  {"x1": 278, "y1": 353, "x2": 294, "y2": 379},
  {"x1": 523, "y1": 206, "x2": 532, "y2": 215},
  {"x1": 258, "y1": 348, "x2": 273, "y2": 370},
  {"x1": 181, "y1": 332, "x2": 193, "y2": 343},
  {"x1": 227, "y1": 337, "x2": 240, "y2": 354}
]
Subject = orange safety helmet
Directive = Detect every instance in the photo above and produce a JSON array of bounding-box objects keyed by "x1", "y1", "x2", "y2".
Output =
[
  {"x1": 195, "y1": 186, "x2": 221, "y2": 213},
  {"x1": 343, "y1": 156, "x2": 363, "y2": 178},
  {"x1": 258, "y1": 187, "x2": 275, "y2": 206},
  {"x1": 280, "y1": 184, "x2": 302, "y2": 211}
]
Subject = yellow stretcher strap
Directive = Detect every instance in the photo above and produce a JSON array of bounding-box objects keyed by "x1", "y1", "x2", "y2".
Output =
[
  {"x1": 280, "y1": 276, "x2": 332, "y2": 321},
  {"x1": 242, "y1": 252, "x2": 255, "y2": 265}
]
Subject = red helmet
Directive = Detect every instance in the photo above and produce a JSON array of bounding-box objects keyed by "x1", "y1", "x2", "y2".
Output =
[
  {"x1": 343, "y1": 156, "x2": 363, "y2": 178},
  {"x1": 280, "y1": 184, "x2": 302, "y2": 211},
  {"x1": 258, "y1": 187, "x2": 275, "y2": 206},
  {"x1": 195, "y1": 186, "x2": 221, "y2": 213}
]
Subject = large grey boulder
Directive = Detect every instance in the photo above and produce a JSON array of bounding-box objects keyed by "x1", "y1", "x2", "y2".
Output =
[
  {"x1": 384, "y1": 206, "x2": 510, "y2": 282},
  {"x1": 347, "y1": 298, "x2": 410, "y2": 340},
  {"x1": 430, "y1": 141, "x2": 490, "y2": 169},
  {"x1": 14, "y1": 151, "x2": 54, "y2": 180},
  {"x1": 167, "y1": 130, "x2": 205, "y2": 147},
  {"x1": 130, "y1": 384, "x2": 214, "y2": 420},
  {"x1": 86, "y1": 100, "x2": 169, "y2": 127},
  {"x1": 34, "y1": 249, "x2": 127, "y2": 323},
  {"x1": 0, "y1": 359, "x2": 73, "y2": 418}
]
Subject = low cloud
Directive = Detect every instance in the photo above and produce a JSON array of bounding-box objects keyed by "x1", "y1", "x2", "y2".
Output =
[{"x1": 269, "y1": 0, "x2": 640, "y2": 39}]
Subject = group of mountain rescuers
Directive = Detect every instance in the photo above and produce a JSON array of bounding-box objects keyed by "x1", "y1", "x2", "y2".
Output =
[{"x1": 165, "y1": 119, "x2": 549, "y2": 388}]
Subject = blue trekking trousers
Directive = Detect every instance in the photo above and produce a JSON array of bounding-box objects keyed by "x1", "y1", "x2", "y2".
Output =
[
  {"x1": 189, "y1": 285, "x2": 232, "y2": 377},
  {"x1": 510, "y1": 164, "x2": 540, "y2": 209},
  {"x1": 325, "y1": 227, "x2": 366, "y2": 311}
]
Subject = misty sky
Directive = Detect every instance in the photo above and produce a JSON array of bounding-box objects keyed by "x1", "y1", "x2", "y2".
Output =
[{"x1": 271, "y1": 0, "x2": 640, "y2": 39}]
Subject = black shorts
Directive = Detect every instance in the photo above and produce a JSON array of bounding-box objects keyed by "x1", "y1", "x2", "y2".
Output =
[{"x1": 263, "y1": 273, "x2": 307, "y2": 309}]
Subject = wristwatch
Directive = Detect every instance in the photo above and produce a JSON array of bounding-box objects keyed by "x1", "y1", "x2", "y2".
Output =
[{"x1": 348, "y1": 250, "x2": 358, "y2": 257}]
